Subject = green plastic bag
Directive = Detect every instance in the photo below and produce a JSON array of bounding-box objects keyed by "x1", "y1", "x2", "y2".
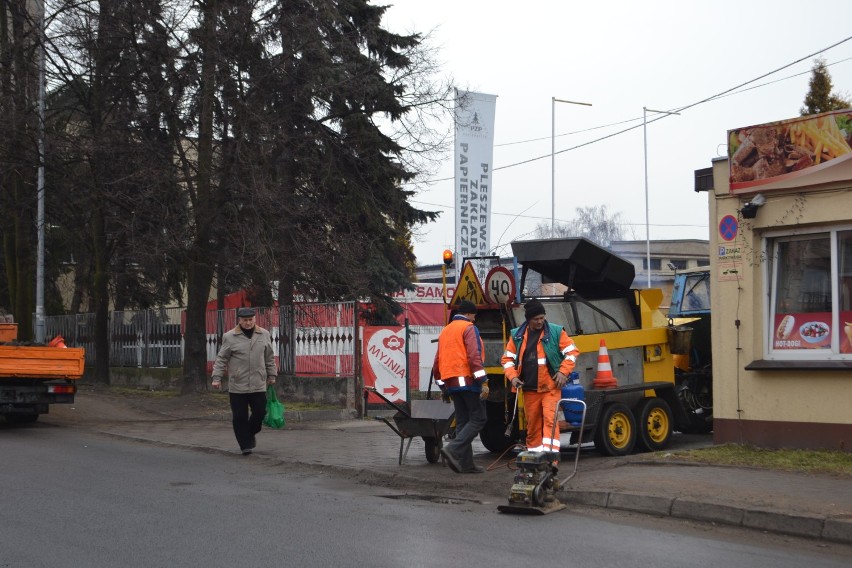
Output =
[{"x1": 263, "y1": 385, "x2": 285, "y2": 429}]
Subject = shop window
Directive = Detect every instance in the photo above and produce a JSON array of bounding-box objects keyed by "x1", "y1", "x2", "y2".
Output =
[{"x1": 768, "y1": 230, "x2": 852, "y2": 357}]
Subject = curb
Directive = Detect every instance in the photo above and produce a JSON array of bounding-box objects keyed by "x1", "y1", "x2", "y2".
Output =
[{"x1": 561, "y1": 490, "x2": 852, "y2": 545}]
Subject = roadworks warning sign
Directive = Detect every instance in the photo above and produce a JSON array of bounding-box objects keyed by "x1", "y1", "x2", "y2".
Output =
[{"x1": 449, "y1": 261, "x2": 485, "y2": 306}]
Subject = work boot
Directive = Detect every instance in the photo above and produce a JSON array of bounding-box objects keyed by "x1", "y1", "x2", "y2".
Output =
[
  {"x1": 462, "y1": 466, "x2": 485, "y2": 474},
  {"x1": 440, "y1": 448, "x2": 462, "y2": 473}
]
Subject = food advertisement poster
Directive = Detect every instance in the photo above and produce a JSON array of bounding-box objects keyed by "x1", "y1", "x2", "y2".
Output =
[
  {"x1": 772, "y1": 313, "x2": 832, "y2": 350},
  {"x1": 728, "y1": 109, "x2": 852, "y2": 194}
]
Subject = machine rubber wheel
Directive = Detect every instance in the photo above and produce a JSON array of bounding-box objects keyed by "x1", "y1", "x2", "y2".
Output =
[
  {"x1": 6, "y1": 413, "x2": 39, "y2": 424},
  {"x1": 634, "y1": 397, "x2": 673, "y2": 452},
  {"x1": 424, "y1": 437, "x2": 441, "y2": 464},
  {"x1": 593, "y1": 402, "x2": 636, "y2": 456},
  {"x1": 676, "y1": 375, "x2": 713, "y2": 434},
  {"x1": 479, "y1": 399, "x2": 519, "y2": 453}
]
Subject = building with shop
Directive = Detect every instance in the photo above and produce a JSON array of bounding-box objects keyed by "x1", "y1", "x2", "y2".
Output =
[{"x1": 700, "y1": 109, "x2": 852, "y2": 451}]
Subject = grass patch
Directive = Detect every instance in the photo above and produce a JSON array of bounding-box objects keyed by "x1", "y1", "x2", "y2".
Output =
[{"x1": 655, "y1": 444, "x2": 852, "y2": 477}]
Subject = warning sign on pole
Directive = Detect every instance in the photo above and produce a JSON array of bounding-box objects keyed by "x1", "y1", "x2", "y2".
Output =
[
  {"x1": 484, "y1": 266, "x2": 516, "y2": 304},
  {"x1": 449, "y1": 261, "x2": 485, "y2": 306}
]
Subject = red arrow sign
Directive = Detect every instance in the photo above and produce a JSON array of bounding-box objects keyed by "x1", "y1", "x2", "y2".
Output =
[{"x1": 383, "y1": 386, "x2": 400, "y2": 397}]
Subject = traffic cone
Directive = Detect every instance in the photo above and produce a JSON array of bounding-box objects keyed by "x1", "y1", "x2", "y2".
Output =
[
  {"x1": 47, "y1": 335, "x2": 67, "y2": 348},
  {"x1": 593, "y1": 339, "x2": 618, "y2": 389}
]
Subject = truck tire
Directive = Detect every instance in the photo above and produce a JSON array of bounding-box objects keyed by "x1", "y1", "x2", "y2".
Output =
[
  {"x1": 593, "y1": 402, "x2": 636, "y2": 456},
  {"x1": 480, "y1": 399, "x2": 519, "y2": 453},
  {"x1": 634, "y1": 397, "x2": 673, "y2": 452}
]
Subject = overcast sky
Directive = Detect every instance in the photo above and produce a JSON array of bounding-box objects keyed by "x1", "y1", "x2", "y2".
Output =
[{"x1": 380, "y1": 0, "x2": 852, "y2": 265}]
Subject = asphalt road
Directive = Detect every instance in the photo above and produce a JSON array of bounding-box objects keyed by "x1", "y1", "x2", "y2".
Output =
[{"x1": 1, "y1": 423, "x2": 850, "y2": 568}]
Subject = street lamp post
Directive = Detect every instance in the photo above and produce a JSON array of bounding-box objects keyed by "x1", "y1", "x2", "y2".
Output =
[
  {"x1": 642, "y1": 106, "x2": 680, "y2": 288},
  {"x1": 552, "y1": 97, "x2": 592, "y2": 237}
]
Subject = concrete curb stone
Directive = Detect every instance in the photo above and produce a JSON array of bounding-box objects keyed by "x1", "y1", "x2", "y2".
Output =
[
  {"x1": 823, "y1": 517, "x2": 852, "y2": 544},
  {"x1": 671, "y1": 498, "x2": 745, "y2": 526},
  {"x1": 743, "y1": 509, "x2": 825, "y2": 539},
  {"x1": 606, "y1": 492, "x2": 674, "y2": 517}
]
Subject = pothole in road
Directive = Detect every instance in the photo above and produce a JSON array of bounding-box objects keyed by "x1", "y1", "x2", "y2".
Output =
[{"x1": 380, "y1": 494, "x2": 485, "y2": 505}]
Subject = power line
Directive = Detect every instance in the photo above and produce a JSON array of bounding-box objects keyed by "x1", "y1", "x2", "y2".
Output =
[
  {"x1": 495, "y1": 55, "x2": 852, "y2": 148},
  {"x1": 420, "y1": 37, "x2": 852, "y2": 183},
  {"x1": 410, "y1": 199, "x2": 708, "y2": 229}
]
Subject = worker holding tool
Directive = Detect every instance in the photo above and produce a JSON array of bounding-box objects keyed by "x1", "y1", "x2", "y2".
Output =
[
  {"x1": 432, "y1": 300, "x2": 488, "y2": 474},
  {"x1": 501, "y1": 299, "x2": 579, "y2": 455}
]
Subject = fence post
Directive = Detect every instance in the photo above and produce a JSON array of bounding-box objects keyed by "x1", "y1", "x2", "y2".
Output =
[{"x1": 354, "y1": 302, "x2": 363, "y2": 418}]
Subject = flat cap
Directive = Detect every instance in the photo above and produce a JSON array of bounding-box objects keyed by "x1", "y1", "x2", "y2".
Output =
[{"x1": 236, "y1": 307, "x2": 256, "y2": 318}]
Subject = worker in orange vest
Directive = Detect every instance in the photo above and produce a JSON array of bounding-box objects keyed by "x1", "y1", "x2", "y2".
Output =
[
  {"x1": 431, "y1": 300, "x2": 488, "y2": 474},
  {"x1": 501, "y1": 299, "x2": 579, "y2": 456}
]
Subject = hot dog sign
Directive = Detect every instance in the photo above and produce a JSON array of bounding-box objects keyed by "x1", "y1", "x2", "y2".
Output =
[{"x1": 773, "y1": 313, "x2": 831, "y2": 350}]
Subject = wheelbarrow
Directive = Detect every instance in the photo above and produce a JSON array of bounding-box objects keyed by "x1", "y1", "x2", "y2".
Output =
[{"x1": 364, "y1": 386, "x2": 455, "y2": 465}]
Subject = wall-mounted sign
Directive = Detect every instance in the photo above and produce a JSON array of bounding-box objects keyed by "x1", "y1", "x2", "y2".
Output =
[
  {"x1": 717, "y1": 244, "x2": 742, "y2": 282},
  {"x1": 728, "y1": 110, "x2": 852, "y2": 194},
  {"x1": 719, "y1": 215, "x2": 738, "y2": 241}
]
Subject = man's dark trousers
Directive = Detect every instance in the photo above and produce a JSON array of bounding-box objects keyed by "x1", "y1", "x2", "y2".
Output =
[
  {"x1": 229, "y1": 391, "x2": 267, "y2": 450},
  {"x1": 445, "y1": 390, "x2": 486, "y2": 471}
]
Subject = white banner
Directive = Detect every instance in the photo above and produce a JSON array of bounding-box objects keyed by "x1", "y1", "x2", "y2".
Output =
[{"x1": 454, "y1": 90, "x2": 496, "y2": 269}]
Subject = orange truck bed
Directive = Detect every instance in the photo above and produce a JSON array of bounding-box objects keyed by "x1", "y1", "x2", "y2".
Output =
[{"x1": 0, "y1": 345, "x2": 85, "y2": 379}]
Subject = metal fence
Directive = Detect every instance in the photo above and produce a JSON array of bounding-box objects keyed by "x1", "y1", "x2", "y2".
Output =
[{"x1": 43, "y1": 302, "x2": 357, "y2": 377}]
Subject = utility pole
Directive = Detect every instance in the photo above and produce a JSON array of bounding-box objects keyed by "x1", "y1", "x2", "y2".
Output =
[{"x1": 35, "y1": 0, "x2": 47, "y2": 343}]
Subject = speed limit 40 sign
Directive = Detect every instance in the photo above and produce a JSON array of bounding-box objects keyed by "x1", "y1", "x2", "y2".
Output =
[{"x1": 484, "y1": 266, "x2": 516, "y2": 304}]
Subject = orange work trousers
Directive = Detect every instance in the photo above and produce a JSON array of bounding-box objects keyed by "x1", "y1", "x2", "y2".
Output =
[{"x1": 523, "y1": 388, "x2": 561, "y2": 453}]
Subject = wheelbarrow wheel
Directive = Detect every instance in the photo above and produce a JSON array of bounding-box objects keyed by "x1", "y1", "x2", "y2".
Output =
[{"x1": 424, "y1": 437, "x2": 441, "y2": 464}]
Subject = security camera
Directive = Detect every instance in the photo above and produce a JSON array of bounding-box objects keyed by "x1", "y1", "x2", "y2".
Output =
[{"x1": 741, "y1": 193, "x2": 765, "y2": 219}]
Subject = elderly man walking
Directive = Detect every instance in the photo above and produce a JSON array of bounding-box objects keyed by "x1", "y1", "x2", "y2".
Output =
[{"x1": 211, "y1": 307, "x2": 278, "y2": 455}]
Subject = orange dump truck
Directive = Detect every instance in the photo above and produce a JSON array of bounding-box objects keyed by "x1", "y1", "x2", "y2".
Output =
[{"x1": 0, "y1": 323, "x2": 85, "y2": 423}]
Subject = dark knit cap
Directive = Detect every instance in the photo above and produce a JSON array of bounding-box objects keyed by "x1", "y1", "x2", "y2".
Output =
[
  {"x1": 524, "y1": 299, "x2": 546, "y2": 320},
  {"x1": 457, "y1": 300, "x2": 478, "y2": 315}
]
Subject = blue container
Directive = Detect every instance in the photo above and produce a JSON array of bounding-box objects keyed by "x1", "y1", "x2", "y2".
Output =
[{"x1": 560, "y1": 372, "x2": 585, "y2": 426}]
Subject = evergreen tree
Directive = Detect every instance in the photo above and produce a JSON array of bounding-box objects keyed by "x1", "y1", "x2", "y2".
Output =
[{"x1": 801, "y1": 57, "x2": 851, "y2": 116}]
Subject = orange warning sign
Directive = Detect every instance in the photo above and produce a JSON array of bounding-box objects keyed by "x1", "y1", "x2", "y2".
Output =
[{"x1": 449, "y1": 261, "x2": 485, "y2": 306}]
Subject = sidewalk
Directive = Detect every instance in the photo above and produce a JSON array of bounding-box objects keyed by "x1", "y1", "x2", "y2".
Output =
[{"x1": 51, "y1": 391, "x2": 852, "y2": 545}]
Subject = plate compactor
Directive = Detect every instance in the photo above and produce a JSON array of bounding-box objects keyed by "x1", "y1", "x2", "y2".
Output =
[{"x1": 497, "y1": 398, "x2": 586, "y2": 515}]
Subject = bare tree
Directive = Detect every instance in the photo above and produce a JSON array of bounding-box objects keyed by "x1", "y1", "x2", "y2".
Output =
[
  {"x1": 0, "y1": 3, "x2": 41, "y2": 338},
  {"x1": 532, "y1": 204, "x2": 628, "y2": 247}
]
